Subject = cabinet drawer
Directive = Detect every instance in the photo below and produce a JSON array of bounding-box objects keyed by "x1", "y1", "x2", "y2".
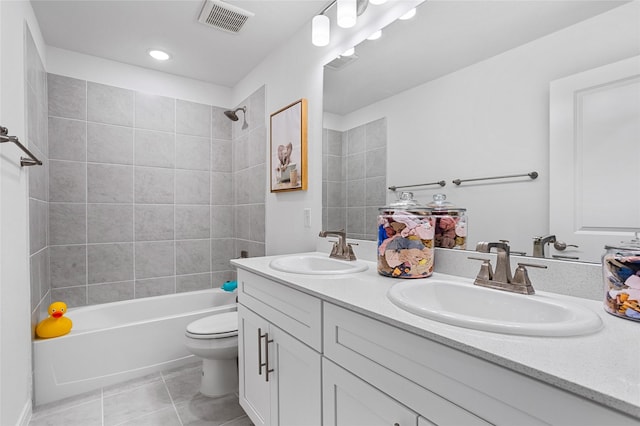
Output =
[
  {"x1": 238, "y1": 270, "x2": 322, "y2": 351},
  {"x1": 324, "y1": 303, "x2": 636, "y2": 426},
  {"x1": 324, "y1": 304, "x2": 490, "y2": 426}
]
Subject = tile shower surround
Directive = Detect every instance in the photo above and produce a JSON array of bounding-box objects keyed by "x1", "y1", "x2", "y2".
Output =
[
  {"x1": 43, "y1": 74, "x2": 266, "y2": 308},
  {"x1": 322, "y1": 118, "x2": 387, "y2": 240},
  {"x1": 27, "y1": 28, "x2": 52, "y2": 329}
]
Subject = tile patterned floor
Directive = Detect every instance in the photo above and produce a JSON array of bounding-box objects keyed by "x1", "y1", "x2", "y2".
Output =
[{"x1": 29, "y1": 362, "x2": 252, "y2": 426}]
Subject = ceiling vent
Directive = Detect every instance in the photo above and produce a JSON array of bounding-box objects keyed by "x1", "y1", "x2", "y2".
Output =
[
  {"x1": 198, "y1": 0, "x2": 254, "y2": 34},
  {"x1": 325, "y1": 54, "x2": 359, "y2": 71}
]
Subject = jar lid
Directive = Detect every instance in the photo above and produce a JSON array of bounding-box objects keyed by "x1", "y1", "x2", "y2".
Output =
[
  {"x1": 605, "y1": 232, "x2": 640, "y2": 251},
  {"x1": 426, "y1": 193, "x2": 466, "y2": 213},
  {"x1": 379, "y1": 192, "x2": 432, "y2": 213}
]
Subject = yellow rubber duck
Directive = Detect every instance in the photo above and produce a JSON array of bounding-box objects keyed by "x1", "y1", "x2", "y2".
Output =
[{"x1": 36, "y1": 301, "x2": 73, "y2": 338}]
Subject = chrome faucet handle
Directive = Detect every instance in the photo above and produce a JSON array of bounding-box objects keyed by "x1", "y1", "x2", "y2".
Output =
[
  {"x1": 511, "y1": 262, "x2": 547, "y2": 295},
  {"x1": 468, "y1": 257, "x2": 493, "y2": 283}
]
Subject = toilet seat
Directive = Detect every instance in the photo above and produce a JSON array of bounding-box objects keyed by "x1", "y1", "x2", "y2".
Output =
[{"x1": 186, "y1": 311, "x2": 238, "y2": 339}]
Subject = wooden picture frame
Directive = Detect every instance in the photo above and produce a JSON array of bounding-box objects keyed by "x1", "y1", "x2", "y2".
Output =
[{"x1": 270, "y1": 98, "x2": 307, "y2": 192}]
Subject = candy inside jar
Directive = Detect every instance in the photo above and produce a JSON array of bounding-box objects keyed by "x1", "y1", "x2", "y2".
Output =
[
  {"x1": 377, "y1": 192, "x2": 434, "y2": 279},
  {"x1": 427, "y1": 194, "x2": 467, "y2": 250},
  {"x1": 602, "y1": 233, "x2": 640, "y2": 322}
]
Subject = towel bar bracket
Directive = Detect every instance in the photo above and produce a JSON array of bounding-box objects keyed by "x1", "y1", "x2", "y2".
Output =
[{"x1": 0, "y1": 125, "x2": 43, "y2": 167}]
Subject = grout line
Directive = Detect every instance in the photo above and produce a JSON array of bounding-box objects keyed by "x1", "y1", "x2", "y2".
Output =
[
  {"x1": 161, "y1": 371, "x2": 185, "y2": 426},
  {"x1": 101, "y1": 388, "x2": 105, "y2": 426},
  {"x1": 85, "y1": 79, "x2": 89, "y2": 306}
]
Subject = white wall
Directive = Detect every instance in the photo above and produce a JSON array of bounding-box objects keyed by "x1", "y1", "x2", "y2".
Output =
[
  {"x1": 46, "y1": 47, "x2": 232, "y2": 107},
  {"x1": 334, "y1": 2, "x2": 640, "y2": 255},
  {"x1": 0, "y1": 2, "x2": 47, "y2": 424},
  {"x1": 233, "y1": 0, "x2": 422, "y2": 255}
]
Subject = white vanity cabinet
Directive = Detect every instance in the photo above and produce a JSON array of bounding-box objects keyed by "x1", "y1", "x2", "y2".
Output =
[
  {"x1": 235, "y1": 265, "x2": 638, "y2": 426},
  {"x1": 324, "y1": 302, "x2": 637, "y2": 426},
  {"x1": 237, "y1": 270, "x2": 322, "y2": 426}
]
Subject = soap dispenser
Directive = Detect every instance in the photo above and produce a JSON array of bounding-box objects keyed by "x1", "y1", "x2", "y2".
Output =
[{"x1": 377, "y1": 192, "x2": 434, "y2": 279}]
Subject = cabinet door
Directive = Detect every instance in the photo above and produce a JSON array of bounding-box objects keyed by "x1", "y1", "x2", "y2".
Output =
[
  {"x1": 270, "y1": 325, "x2": 322, "y2": 426},
  {"x1": 238, "y1": 305, "x2": 271, "y2": 426},
  {"x1": 323, "y1": 358, "x2": 418, "y2": 426}
]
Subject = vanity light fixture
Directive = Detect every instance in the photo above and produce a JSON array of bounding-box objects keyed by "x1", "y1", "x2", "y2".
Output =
[
  {"x1": 312, "y1": 14, "x2": 331, "y2": 46},
  {"x1": 312, "y1": 0, "x2": 372, "y2": 47},
  {"x1": 367, "y1": 29, "x2": 382, "y2": 40},
  {"x1": 148, "y1": 49, "x2": 171, "y2": 61},
  {"x1": 399, "y1": 8, "x2": 416, "y2": 20},
  {"x1": 337, "y1": 0, "x2": 357, "y2": 28}
]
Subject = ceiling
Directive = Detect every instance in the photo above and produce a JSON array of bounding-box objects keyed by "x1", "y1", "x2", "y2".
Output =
[
  {"x1": 324, "y1": 0, "x2": 628, "y2": 115},
  {"x1": 31, "y1": 0, "x2": 327, "y2": 88}
]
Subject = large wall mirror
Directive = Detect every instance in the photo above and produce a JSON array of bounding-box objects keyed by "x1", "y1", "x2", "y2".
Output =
[{"x1": 322, "y1": 0, "x2": 639, "y2": 263}]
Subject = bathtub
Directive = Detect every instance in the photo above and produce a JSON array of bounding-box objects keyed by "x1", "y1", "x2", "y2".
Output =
[{"x1": 33, "y1": 288, "x2": 237, "y2": 406}]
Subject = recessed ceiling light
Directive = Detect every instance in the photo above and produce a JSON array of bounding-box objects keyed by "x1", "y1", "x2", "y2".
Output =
[
  {"x1": 399, "y1": 8, "x2": 416, "y2": 20},
  {"x1": 148, "y1": 49, "x2": 171, "y2": 61}
]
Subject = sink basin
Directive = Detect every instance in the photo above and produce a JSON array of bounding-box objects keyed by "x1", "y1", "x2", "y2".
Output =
[
  {"x1": 269, "y1": 254, "x2": 368, "y2": 275},
  {"x1": 387, "y1": 279, "x2": 602, "y2": 336}
]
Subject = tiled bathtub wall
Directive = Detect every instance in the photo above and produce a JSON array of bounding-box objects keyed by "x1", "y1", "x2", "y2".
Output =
[
  {"x1": 46, "y1": 74, "x2": 265, "y2": 307},
  {"x1": 232, "y1": 87, "x2": 266, "y2": 259},
  {"x1": 322, "y1": 118, "x2": 387, "y2": 240},
  {"x1": 26, "y1": 28, "x2": 51, "y2": 327}
]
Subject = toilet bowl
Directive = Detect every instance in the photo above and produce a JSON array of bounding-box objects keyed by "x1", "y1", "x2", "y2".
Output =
[{"x1": 184, "y1": 310, "x2": 238, "y2": 397}]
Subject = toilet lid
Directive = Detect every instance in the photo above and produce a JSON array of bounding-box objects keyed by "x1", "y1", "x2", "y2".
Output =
[{"x1": 187, "y1": 311, "x2": 238, "y2": 337}]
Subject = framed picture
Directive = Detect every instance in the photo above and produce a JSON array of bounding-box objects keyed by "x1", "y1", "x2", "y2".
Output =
[{"x1": 270, "y1": 98, "x2": 307, "y2": 192}]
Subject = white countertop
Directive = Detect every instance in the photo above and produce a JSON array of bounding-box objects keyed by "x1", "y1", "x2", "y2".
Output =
[{"x1": 231, "y1": 252, "x2": 640, "y2": 419}]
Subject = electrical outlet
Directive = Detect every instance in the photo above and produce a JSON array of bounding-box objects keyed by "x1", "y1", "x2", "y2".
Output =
[{"x1": 304, "y1": 208, "x2": 311, "y2": 228}]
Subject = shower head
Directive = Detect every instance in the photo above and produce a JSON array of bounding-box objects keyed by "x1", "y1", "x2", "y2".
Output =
[
  {"x1": 224, "y1": 106, "x2": 248, "y2": 129},
  {"x1": 224, "y1": 106, "x2": 246, "y2": 121}
]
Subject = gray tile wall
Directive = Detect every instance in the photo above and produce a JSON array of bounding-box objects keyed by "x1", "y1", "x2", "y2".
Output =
[
  {"x1": 26, "y1": 28, "x2": 51, "y2": 332},
  {"x1": 233, "y1": 87, "x2": 266, "y2": 259},
  {"x1": 46, "y1": 74, "x2": 266, "y2": 308},
  {"x1": 322, "y1": 118, "x2": 387, "y2": 240}
]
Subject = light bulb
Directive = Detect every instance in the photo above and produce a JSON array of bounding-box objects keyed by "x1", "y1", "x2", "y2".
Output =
[
  {"x1": 367, "y1": 30, "x2": 382, "y2": 40},
  {"x1": 399, "y1": 8, "x2": 416, "y2": 20},
  {"x1": 312, "y1": 15, "x2": 330, "y2": 47},
  {"x1": 369, "y1": 0, "x2": 387, "y2": 4},
  {"x1": 337, "y1": 0, "x2": 357, "y2": 28},
  {"x1": 341, "y1": 47, "x2": 355, "y2": 57}
]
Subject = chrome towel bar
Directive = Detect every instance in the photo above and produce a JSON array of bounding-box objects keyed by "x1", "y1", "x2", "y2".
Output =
[
  {"x1": 452, "y1": 171, "x2": 537, "y2": 186},
  {"x1": 0, "y1": 126, "x2": 42, "y2": 166},
  {"x1": 388, "y1": 180, "x2": 446, "y2": 191}
]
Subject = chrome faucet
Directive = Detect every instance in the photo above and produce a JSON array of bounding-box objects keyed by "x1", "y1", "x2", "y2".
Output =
[
  {"x1": 471, "y1": 240, "x2": 546, "y2": 295},
  {"x1": 533, "y1": 235, "x2": 579, "y2": 259},
  {"x1": 318, "y1": 230, "x2": 357, "y2": 261},
  {"x1": 533, "y1": 235, "x2": 556, "y2": 258}
]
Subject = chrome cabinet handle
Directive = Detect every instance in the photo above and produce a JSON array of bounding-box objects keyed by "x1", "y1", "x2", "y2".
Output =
[
  {"x1": 263, "y1": 332, "x2": 274, "y2": 382},
  {"x1": 258, "y1": 328, "x2": 265, "y2": 375}
]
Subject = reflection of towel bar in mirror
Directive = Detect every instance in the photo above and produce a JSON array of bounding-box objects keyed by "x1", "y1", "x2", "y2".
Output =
[
  {"x1": 0, "y1": 126, "x2": 43, "y2": 167},
  {"x1": 388, "y1": 180, "x2": 446, "y2": 192},
  {"x1": 452, "y1": 171, "x2": 538, "y2": 186}
]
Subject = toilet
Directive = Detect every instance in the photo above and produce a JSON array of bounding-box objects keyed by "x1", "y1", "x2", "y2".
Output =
[{"x1": 184, "y1": 310, "x2": 239, "y2": 397}]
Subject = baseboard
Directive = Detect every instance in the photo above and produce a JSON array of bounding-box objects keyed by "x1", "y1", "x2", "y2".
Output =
[{"x1": 16, "y1": 398, "x2": 32, "y2": 426}]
